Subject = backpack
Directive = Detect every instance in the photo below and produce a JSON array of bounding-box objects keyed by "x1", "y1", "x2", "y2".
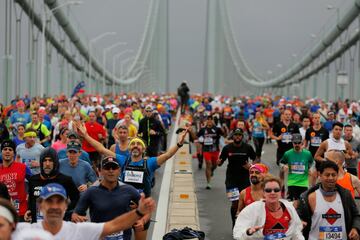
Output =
[{"x1": 163, "y1": 227, "x2": 205, "y2": 240}]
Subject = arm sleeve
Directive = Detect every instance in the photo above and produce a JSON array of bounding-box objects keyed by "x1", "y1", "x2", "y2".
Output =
[
  {"x1": 27, "y1": 180, "x2": 36, "y2": 222},
  {"x1": 219, "y1": 145, "x2": 228, "y2": 162},
  {"x1": 305, "y1": 129, "x2": 310, "y2": 141},
  {"x1": 280, "y1": 152, "x2": 288, "y2": 164},
  {"x1": 86, "y1": 164, "x2": 98, "y2": 183},
  {"x1": 65, "y1": 177, "x2": 80, "y2": 213},
  {"x1": 0, "y1": 183, "x2": 10, "y2": 200},
  {"x1": 74, "y1": 188, "x2": 91, "y2": 216},
  {"x1": 233, "y1": 203, "x2": 262, "y2": 240}
]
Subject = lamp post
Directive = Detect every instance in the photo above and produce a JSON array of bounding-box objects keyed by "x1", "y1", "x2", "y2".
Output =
[
  {"x1": 102, "y1": 42, "x2": 127, "y2": 94},
  {"x1": 327, "y1": 5, "x2": 340, "y2": 23},
  {"x1": 337, "y1": 71, "x2": 349, "y2": 100},
  {"x1": 111, "y1": 49, "x2": 133, "y2": 95},
  {"x1": 40, "y1": 1, "x2": 82, "y2": 98},
  {"x1": 88, "y1": 31, "x2": 116, "y2": 94}
]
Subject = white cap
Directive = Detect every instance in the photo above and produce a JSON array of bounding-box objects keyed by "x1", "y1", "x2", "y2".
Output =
[
  {"x1": 91, "y1": 97, "x2": 97, "y2": 102},
  {"x1": 112, "y1": 107, "x2": 120, "y2": 114}
]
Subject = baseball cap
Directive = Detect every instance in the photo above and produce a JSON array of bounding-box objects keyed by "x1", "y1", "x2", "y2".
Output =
[
  {"x1": 145, "y1": 105, "x2": 153, "y2": 111},
  {"x1": 292, "y1": 133, "x2": 302, "y2": 144},
  {"x1": 39, "y1": 183, "x2": 67, "y2": 200},
  {"x1": 67, "y1": 141, "x2": 81, "y2": 152},
  {"x1": 233, "y1": 128, "x2": 244, "y2": 135},
  {"x1": 67, "y1": 131, "x2": 79, "y2": 139},
  {"x1": 101, "y1": 156, "x2": 120, "y2": 168},
  {"x1": 112, "y1": 107, "x2": 120, "y2": 114}
]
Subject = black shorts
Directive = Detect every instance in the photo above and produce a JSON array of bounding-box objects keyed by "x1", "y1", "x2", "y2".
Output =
[{"x1": 287, "y1": 186, "x2": 308, "y2": 201}]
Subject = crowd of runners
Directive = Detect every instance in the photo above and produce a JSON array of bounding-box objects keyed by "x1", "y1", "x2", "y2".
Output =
[{"x1": 1, "y1": 86, "x2": 360, "y2": 239}]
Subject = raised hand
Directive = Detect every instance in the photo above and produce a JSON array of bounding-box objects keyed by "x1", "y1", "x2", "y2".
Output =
[{"x1": 137, "y1": 193, "x2": 156, "y2": 215}]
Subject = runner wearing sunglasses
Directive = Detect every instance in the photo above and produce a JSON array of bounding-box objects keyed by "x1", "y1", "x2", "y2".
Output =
[{"x1": 233, "y1": 176, "x2": 304, "y2": 239}]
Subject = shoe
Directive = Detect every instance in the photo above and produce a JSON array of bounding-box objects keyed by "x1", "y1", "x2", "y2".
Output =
[{"x1": 206, "y1": 183, "x2": 211, "y2": 190}]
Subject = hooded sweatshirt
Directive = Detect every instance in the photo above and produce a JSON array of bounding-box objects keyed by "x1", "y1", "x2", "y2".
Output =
[{"x1": 28, "y1": 147, "x2": 80, "y2": 222}]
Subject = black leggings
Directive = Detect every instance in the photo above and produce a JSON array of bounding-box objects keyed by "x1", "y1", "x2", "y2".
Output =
[{"x1": 253, "y1": 137, "x2": 265, "y2": 158}]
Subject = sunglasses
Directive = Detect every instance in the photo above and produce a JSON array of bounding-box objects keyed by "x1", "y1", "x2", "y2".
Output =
[
  {"x1": 293, "y1": 142, "x2": 302, "y2": 145},
  {"x1": 264, "y1": 188, "x2": 281, "y2": 193},
  {"x1": 103, "y1": 165, "x2": 120, "y2": 170}
]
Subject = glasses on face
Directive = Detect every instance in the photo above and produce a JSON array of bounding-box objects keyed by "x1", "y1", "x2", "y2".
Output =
[
  {"x1": 233, "y1": 134, "x2": 242, "y2": 137},
  {"x1": 264, "y1": 188, "x2": 281, "y2": 193},
  {"x1": 293, "y1": 142, "x2": 302, "y2": 145},
  {"x1": 103, "y1": 165, "x2": 119, "y2": 170},
  {"x1": 145, "y1": 110, "x2": 152, "y2": 113}
]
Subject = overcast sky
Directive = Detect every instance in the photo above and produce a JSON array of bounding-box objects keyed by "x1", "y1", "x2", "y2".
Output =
[{"x1": 0, "y1": 0, "x2": 350, "y2": 96}]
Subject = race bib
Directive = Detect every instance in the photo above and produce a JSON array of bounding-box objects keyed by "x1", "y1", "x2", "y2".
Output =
[
  {"x1": 281, "y1": 133, "x2": 292, "y2": 143},
  {"x1": 105, "y1": 231, "x2": 124, "y2": 240},
  {"x1": 311, "y1": 136, "x2": 322, "y2": 147},
  {"x1": 290, "y1": 162, "x2": 306, "y2": 174},
  {"x1": 204, "y1": 137, "x2": 214, "y2": 145},
  {"x1": 226, "y1": 188, "x2": 240, "y2": 202},
  {"x1": 254, "y1": 127, "x2": 262, "y2": 134},
  {"x1": 264, "y1": 232, "x2": 286, "y2": 240},
  {"x1": 319, "y1": 226, "x2": 342, "y2": 240},
  {"x1": 124, "y1": 171, "x2": 144, "y2": 184}
]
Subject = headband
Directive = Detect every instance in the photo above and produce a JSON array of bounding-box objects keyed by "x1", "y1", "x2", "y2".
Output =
[
  {"x1": 249, "y1": 163, "x2": 269, "y2": 174},
  {"x1": 128, "y1": 138, "x2": 146, "y2": 149},
  {"x1": 0, "y1": 206, "x2": 14, "y2": 224},
  {"x1": 24, "y1": 132, "x2": 37, "y2": 138}
]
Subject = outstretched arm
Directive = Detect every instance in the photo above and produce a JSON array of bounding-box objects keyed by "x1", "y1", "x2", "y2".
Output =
[
  {"x1": 74, "y1": 121, "x2": 115, "y2": 158},
  {"x1": 157, "y1": 128, "x2": 189, "y2": 166},
  {"x1": 101, "y1": 194, "x2": 156, "y2": 238}
]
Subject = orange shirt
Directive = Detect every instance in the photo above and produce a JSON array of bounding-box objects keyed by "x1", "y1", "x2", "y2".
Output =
[{"x1": 337, "y1": 172, "x2": 355, "y2": 198}]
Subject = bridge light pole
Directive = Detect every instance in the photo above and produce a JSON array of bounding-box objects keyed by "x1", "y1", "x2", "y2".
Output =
[
  {"x1": 88, "y1": 31, "x2": 116, "y2": 94},
  {"x1": 112, "y1": 50, "x2": 133, "y2": 95},
  {"x1": 40, "y1": 1, "x2": 82, "y2": 98},
  {"x1": 102, "y1": 42, "x2": 127, "y2": 94}
]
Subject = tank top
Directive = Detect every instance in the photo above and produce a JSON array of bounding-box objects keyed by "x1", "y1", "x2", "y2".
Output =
[
  {"x1": 309, "y1": 190, "x2": 347, "y2": 240},
  {"x1": 263, "y1": 203, "x2": 291, "y2": 237},
  {"x1": 115, "y1": 143, "x2": 130, "y2": 159},
  {"x1": 244, "y1": 186, "x2": 255, "y2": 206},
  {"x1": 326, "y1": 138, "x2": 346, "y2": 151},
  {"x1": 337, "y1": 172, "x2": 355, "y2": 198}
]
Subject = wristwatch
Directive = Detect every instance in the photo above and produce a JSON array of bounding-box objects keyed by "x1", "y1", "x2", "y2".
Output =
[
  {"x1": 177, "y1": 142, "x2": 183, "y2": 148},
  {"x1": 135, "y1": 208, "x2": 145, "y2": 217}
]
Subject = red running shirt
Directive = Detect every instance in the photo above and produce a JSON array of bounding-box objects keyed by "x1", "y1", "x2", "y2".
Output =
[
  {"x1": 0, "y1": 162, "x2": 27, "y2": 216},
  {"x1": 244, "y1": 186, "x2": 255, "y2": 206},
  {"x1": 263, "y1": 204, "x2": 291, "y2": 236}
]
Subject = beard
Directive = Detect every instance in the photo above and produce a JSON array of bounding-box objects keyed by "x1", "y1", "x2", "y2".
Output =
[
  {"x1": 250, "y1": 176, "x2": 260, "y2": 185},
  {"x1": 43, "y1": 168, "x2": 52, "y2": 175},
  {"x1": 131, "y1": 149, "x2": 141, "y2": 158},
  {"x1": 234, "y1": 139, "x2": 242, "y2": 144}
]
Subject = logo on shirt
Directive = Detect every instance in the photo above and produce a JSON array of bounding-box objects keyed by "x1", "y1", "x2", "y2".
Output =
[
  {"x1": 322, "y1": 208, "x2": 341, "y2": 225},
  {"x1": 281, "y1": 128, "x2": 286, "y2": 133},
  {"x1": 310, "y1": 132, "x2": 316, "y2": 137}
]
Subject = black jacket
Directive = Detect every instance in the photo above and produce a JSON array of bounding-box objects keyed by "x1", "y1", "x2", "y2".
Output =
[
  {"x1": 138, "y1": 116, "x2": 165, "y2": 156},
  {"x1": 28, "y1": 147, "x2": 79, "y2": 222},
  {"x1": 297, "y1": 183, "x2": 360, "y2": 239},
  {"x1": 28, "y1": 173, "x2": 80, "y2": 222}
]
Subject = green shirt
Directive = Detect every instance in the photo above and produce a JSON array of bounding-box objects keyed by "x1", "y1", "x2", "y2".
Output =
[
  {"x1": 281, "y1": 148, "x2": 313, "y2": 187},
  {"x1": 132, "y1": 109, "x2": 143, "y2": 123}
]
